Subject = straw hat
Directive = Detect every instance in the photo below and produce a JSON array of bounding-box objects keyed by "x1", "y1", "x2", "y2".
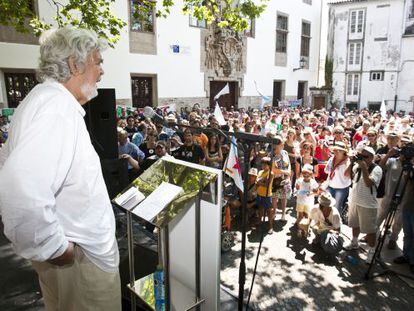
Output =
[
  {"x1": 362, "y1": 146, "x2": 376, "y2": 156},
  {"x1": 318, "y1": 192, "x2": 336, "y2": 208},
  {"x1": 332, "y1": 141, "x2": 348, "y2": 153},
  {"x1": 248, "y1": 167, "x2": 258, "y2": 176}
]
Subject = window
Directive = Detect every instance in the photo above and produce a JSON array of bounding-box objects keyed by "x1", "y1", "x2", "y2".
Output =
[
  {"x1": 189, "y1": 5, "x2": 206, "y2": 28},
  {"x1": 130, "y1": 0, "x2": 154, "y2": 32},
  {"x1": 131, "y1": 76, "x2": 153, "y2": 108},
  {"x1": 411, "y1": 0, "x2": 414, "y2": 18},
  {"x1": 276, "y1": 14, "x2": 288, "y2": 53},
  {"x1": 300, "y1": 21, "x2": 311, "y2": 57},
  {"x1": 350, "y1": 9, "x2": 364, "y2": 34},
  {"x1": 348, "y1": 42, "x2": 362, "y2": 65},
  {"x1": 303, "y1": 0, "x2": 312, "y2": 4},
  {"x1": 370, "y1": 71, "x2": 384, "y2": 81},
  {"x1": 4, "y1": 72, "x2": 37, "y2": 108},
  {"x1": 347, "y1": 73, "x2": 360, "y2": 96}
]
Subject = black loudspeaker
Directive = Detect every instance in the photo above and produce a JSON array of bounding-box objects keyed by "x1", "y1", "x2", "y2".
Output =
[
  {"x1": 84, "y1": 88, "x2": 118, "y2": 159},
  {"x1": 101, "y1": 158, "x2": 129, "y2": 199}
]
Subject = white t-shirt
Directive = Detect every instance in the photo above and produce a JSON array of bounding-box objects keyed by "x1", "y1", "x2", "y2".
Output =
[
  {"x1": 351, "y1": 163, "x2": 383, "y2": 209},
  {"x1": 325, "y1": 157, "x2": 352, "y2": 189},
  {"x1": 310, "y1": 206, "x2": 342, "y2": 230},
  {"x1": 295, "y1": 177, "x2": 319, "y2": 207}
]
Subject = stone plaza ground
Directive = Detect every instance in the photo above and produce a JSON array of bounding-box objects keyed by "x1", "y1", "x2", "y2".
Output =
[
  {"x1": 2, "y1": 203, "x2": 414, "y2": 311},
  {"x1": 221, "y1": 204, "x2": 414, "y2": 310}
]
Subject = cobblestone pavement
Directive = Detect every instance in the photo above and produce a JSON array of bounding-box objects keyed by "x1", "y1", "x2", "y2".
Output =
[{"x1": 221, "y1": 206, "x2": 414, "y2": 310}]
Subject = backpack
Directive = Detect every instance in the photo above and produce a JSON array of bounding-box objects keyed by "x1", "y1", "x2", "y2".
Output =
[{"x1": 354, "y1": 163, "x2": 384, "y2": 198}]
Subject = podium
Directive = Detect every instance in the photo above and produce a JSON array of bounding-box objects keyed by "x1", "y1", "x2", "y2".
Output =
[{"x1": 113, "y1": 157, "x2": 222, "y2": 311}]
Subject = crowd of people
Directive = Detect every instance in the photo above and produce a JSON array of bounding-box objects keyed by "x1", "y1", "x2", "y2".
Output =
[
  {"x1": 112, "y1": 104, "x2": 414, "y2": 270},
  {"x1": 2, "y1": 101, "x2": 414, "y2": 271}
]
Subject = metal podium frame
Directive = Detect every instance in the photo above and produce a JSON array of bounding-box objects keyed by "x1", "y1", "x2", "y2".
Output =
[{"x1": 113, "y1": 157, "x2": 222, "y2": 311}]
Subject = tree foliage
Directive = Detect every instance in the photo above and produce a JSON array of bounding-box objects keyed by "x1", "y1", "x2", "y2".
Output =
[
  {"x1": 0, "y1": 0, "x2": 268, "y2": 47},
  {"x1": 324, "y1": 57, "x2": 333, "y2": 88}
]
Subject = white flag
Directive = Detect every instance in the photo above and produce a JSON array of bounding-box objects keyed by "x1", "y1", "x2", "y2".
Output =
[
  {"x1": 224, "y1": 137, "x2": 244, "y2": 192},
  {"x1": 214, "y1": 83, "x2": 230, "y2": 100},
  {"x1": 214, "y1": 102, "x2": 226, "y2": 126},
  {"x1": 380, "y1": 99, "x2": 387, "y2": 119}
]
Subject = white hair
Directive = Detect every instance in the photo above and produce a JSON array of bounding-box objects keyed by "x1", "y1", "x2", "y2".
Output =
[{"x1": 37, "y1": 26, "x2": 107, "y2": 83}]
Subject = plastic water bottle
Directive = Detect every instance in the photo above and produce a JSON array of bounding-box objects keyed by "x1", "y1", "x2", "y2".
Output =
[
  {"x1": 346, "y1": 255, "x2": 359, "y2": 266},
  {"x1": 154, "y1": 265, "x2": 166, "y2": 311}
]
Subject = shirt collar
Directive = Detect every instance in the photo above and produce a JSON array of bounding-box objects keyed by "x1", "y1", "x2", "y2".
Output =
[{"x1": 49, "y1": 80, "x2": 86, "y2": 117}]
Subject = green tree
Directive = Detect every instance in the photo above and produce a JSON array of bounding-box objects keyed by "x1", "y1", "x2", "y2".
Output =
[
  {"x1": 0, "y1": 0, "x2": 268, "y2": 47},
  {"x1": 324, "y1": 57, "x2": 333, "y2": 88}
]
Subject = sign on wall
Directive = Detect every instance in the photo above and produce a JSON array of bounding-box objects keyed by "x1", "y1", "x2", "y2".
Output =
[{"x1": 169, "y1": 45, "x2": 191, "y2": 54}]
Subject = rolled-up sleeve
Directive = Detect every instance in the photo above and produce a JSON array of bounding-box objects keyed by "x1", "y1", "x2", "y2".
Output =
[{"x1": 0, "y1": 108, "x2": 76, "y2": 262}]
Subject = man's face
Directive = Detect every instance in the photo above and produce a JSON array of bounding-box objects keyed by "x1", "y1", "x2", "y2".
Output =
[
  {"x1": 127, "y1": 117, "x2": 134, "y2": 127},
  {"x1": 155, "y1": 145, "x2": 166, "y2": 157},
  {"x1": 78, "y1": 50, "x2": 104, "y2": 104},
  {"x1": 360, "y1": 150, "x2": 373, "y2": 164},
  {"x1": 387, "y1": 136, "x2": 399, "y2": 148},
  {"x1": 118, "y1": 132, "x2": 128, "y2": 145},
  {"x1": 367, "y1": 133, "x2": 376, "y2": 142},
  {"x1": 184, "y1": 132, "x2": 193, "y2": 144}
]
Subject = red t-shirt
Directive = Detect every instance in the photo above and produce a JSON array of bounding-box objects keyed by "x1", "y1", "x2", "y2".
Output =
[{"x1": 353, "y1": 131, "x2": 367, "y2": 145}]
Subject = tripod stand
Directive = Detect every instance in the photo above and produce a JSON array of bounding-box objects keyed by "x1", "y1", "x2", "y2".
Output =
[{"x1": 365, "y1": 165, "x2": 414, "y2": 281}]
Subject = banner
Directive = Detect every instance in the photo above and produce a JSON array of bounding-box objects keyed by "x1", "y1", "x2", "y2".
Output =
[{"x1": 214, "y1": 102, "x2": 226, "y2": 125}]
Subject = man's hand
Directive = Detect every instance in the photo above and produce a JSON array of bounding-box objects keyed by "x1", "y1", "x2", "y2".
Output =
[
  {"x1": 120, "y1": 154, "x2": 131, "y2": 159},
  {"x1": 48, "y1": 242, "x2": 75, "y2": 266},
  {"x1": 357, "y1": 159, "x2": 368, "y2": 170}
]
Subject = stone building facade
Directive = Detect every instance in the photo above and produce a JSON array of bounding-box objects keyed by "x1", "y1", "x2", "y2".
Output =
[
  {"x1": 0, "y1": 0, "x2": 324, "y2": 110},
  {"x1": 328, "y1": 0, "x2": 414, "y2": 112}
]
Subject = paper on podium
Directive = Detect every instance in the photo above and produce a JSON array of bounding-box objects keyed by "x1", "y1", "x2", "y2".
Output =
[
  {"x1": 132, "y1": 181, "x2": 183, "y2": 222},
  {"x1": 114, "y1": 186, "x2": 145, "y2": 211}
]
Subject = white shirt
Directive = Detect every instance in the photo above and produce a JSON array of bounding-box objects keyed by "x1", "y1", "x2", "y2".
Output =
[
  {"x1": 310, "y1": 207, "x2": 341, "y2": 230},
  {"x1": 0, "y1": 81, "x2": 119, "y2": 272},
  {"x1": 295, "y1": 177, "x2": 319, "y2": 207},
  {"x1": 325, "y1": 157, "x2": 352, "y2": 189},
  {"x1": 351, "y1": 163, "x2": 383, "y2": 209}
]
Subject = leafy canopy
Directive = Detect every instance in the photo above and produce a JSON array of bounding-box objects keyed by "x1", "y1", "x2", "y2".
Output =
[{"x1": 0, "y1": 0, "x2": 268, "y2": 47}]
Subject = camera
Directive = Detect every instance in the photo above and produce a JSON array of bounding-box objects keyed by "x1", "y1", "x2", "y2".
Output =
[
  {"x1": 400, "y1": 143, "x2": 414, "y2": 161},
  {"x1": 351, "y1": 154, "x2": 365, "y2": 162}
]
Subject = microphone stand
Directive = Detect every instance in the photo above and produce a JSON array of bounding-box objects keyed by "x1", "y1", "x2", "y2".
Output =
[{"x1": 152, "y1": 116, "x2": 278, "y2": 310}]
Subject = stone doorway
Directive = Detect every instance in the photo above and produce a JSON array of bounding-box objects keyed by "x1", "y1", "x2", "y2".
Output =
[
  {"x1": 209, "y1": 81, "x2": 238, "y2": 110},
  {"x1": 313, "y1": 96, "x2": 326, "y2": 110}
]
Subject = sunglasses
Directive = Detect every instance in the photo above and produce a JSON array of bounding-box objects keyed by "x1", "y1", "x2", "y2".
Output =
[
  {"x1": 334, "y1": 131, "x2": 343, "y2": 134},
  {"x1": 367, "y1": 134, "x2": 376, "y2": 137}
]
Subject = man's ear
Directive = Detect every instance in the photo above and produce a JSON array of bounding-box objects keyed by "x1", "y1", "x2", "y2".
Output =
[{"x1": 68, "y1": 57, "x2": 81, "y2": 76}]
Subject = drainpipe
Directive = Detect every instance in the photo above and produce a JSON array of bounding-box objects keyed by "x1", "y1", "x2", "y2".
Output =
[
  {"x1": 394, "y1": 0, "x2": 407, "y2": 111},
  {"x1": 316, "y1": 0, "x2": 324, "y2": 87}
]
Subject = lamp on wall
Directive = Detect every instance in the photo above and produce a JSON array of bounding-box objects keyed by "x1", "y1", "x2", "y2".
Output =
[{"x1": 293, "y1": 57, "x2": 307, "y2": 72}]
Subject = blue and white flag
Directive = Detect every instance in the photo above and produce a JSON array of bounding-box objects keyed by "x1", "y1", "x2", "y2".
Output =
[{"x1": 260, "y1": 95, "x2": 271, "y2": 111}]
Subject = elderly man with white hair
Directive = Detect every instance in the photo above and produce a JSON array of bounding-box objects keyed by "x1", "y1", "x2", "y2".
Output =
[{"x1": 0, "y1": 27, "x2": 121, "y2": 310}]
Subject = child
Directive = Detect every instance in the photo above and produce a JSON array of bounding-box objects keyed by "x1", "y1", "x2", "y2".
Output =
[
  {"x1": 255, "y1": 157, "x2": 275, "y2": 234},
  {"x1": 295, "y1": 164, "x2": 319, "y2": 231}
]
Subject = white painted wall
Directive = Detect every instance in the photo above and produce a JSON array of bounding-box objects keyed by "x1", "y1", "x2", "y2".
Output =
[
  {"x1": 0, "y1": 0, "x2": 326, "y2": 108},
  {"x1": 329, "y1": 0, "x2": 414, "y2": 111},
  {"x1": 244, "y1": 0, "x2": 323, "y2": 98}
]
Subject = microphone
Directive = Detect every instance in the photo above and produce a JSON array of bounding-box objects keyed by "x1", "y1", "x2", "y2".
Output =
[{"x1": 143, "y1": 106, "x2": 165, "y2": 125}]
